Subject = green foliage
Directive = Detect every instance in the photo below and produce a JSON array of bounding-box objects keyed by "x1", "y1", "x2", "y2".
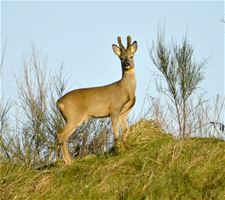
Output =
[
  {"x1": 1, "y1": 120, "x2": 225, "y2": 200},
  {"x1": 151, "y1": 30, "x2": 207, "y2": 137}
]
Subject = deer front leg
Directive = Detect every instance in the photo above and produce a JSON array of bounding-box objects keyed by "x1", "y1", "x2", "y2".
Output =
[
  {"x1": 120, "y1": 97, "x2": 136, "y2": 115},
  {"x1": 111, "y1": 115, "x2": 120, "y2": 146},
  {"x1": 120, "y1": 113, "x2": 129, "y2": 142}
]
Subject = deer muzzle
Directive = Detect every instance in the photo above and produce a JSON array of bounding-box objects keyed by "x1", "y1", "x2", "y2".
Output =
[{"x1": 124, "y1": 62, "x2": 131, "y2": 70}]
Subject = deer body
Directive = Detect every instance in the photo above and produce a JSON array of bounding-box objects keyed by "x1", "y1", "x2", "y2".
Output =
[{"x1": 57, "y1": 36, "x2": 137, "y2": 164}]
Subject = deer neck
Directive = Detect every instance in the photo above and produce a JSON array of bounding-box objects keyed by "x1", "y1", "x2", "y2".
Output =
[{"x1": 121, "y1": 68, "x2": 136, "y2": 97}]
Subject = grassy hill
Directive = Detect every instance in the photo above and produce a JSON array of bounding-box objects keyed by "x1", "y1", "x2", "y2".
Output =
[{"x1": 1, "y1": 120, "x2": 225, "y2": 200}]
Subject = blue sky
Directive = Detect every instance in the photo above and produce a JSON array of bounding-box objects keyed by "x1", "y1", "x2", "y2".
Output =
[{"x1": 1, "y1": 1, "x2": 224, "y2": 118}]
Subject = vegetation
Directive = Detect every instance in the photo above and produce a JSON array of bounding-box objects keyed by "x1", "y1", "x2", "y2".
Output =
[
  {"x1": 151, "y1": 30, "x2": 207, "y2": 138},
  {"x1": 1, "y1": 120, "x2": 225, "y2": 200}
]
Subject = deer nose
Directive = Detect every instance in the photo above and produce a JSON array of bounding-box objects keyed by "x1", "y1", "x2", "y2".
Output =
[
  {"x1": 124, "y1": 62, "x2": 131, "y2": 70},
  {"x1": 124, "y1": 63, "x2": 130, "y2": 67}
]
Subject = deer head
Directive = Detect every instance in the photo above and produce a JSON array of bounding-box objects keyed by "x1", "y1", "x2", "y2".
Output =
[{"x1": 112, "y1": 36, "x2": 138, "y2": 73}]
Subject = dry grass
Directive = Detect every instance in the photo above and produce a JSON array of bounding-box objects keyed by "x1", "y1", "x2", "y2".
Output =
[{"x1": 1, "y1": 120, "x2": 225, "y2": 200}]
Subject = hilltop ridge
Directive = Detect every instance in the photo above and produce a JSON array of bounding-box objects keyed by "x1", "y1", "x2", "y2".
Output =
[{"x1": 1, "y1": 120, "x2": 225, "y2": 200}]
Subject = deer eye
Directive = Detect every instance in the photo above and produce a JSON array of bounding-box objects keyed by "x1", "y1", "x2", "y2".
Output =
[
  {"x1": 130, "y1": 56, "x2": 133, "y2": 59},
  {"x1": 121, "y1": 58, "x2": 124, "y2": 61}
]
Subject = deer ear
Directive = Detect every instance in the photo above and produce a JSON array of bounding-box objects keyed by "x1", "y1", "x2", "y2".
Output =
[
  {"x1": 131, "y1": 41, "x2": 137, "y2": 53},
  {"x1": 112, "y1": 44, "x2": 121, "y2": 56}
]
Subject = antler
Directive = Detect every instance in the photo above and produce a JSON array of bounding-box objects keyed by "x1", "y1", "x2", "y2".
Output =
[
  {"x1": 117, "y1": 36, "x2": 125, "y2": 50},
  {"x1": 127, "y1": 35, "x2": 132, "y2": 48}
]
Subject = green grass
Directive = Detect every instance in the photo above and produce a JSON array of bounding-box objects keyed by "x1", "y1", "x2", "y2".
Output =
[{"x1": 1, "y1": 120, "x2": 225, "y2": 200}]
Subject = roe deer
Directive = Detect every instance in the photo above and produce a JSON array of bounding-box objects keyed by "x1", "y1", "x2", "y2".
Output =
[{"x1": 57, "y1": 36, "x2": 137, "y2": 164}]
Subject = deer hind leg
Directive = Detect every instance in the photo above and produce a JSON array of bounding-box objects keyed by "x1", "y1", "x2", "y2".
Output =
[{"x1": 57, "y1": 116, "x2": 85, "y2": 165}]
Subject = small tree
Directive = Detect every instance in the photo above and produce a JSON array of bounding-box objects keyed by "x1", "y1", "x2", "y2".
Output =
[
  {"x1": 151, "y1": 31, "x2": 207, "y2": 137},
  {"x1": 14, "y1": 46, "x2": 66, "y2": 165}
]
